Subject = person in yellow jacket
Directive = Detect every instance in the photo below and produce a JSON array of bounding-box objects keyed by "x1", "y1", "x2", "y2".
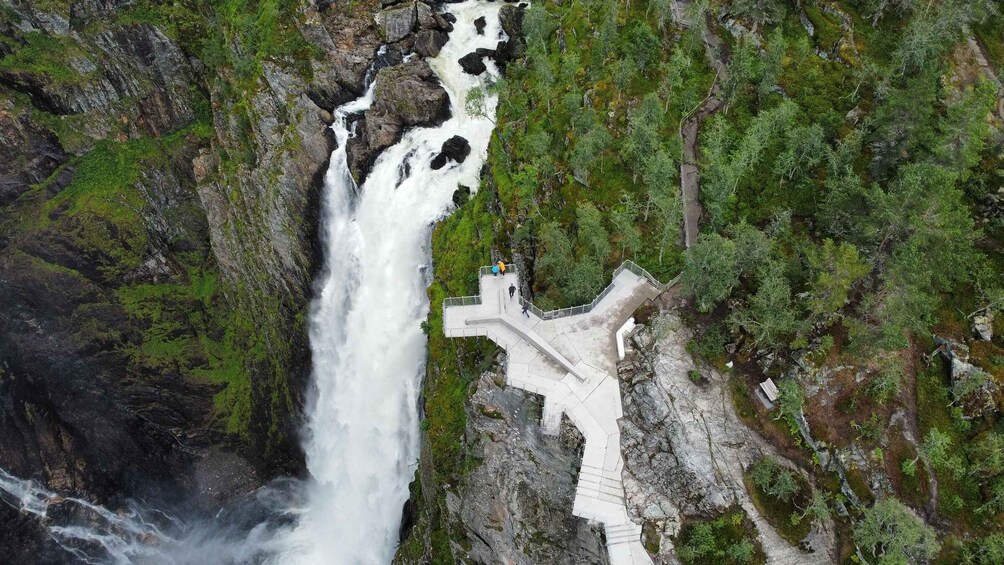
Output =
[{"x1": 497, "y1": 260, "x2": 506, "y2": 276}]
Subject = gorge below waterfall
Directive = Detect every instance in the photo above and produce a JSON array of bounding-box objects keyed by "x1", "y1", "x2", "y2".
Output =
[{"x1": 0, "y1": 2, "x2": 502, "y2": 563}]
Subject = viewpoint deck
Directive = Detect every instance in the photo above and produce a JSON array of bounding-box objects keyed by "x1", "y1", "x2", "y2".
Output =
[{"x1": 443, "y1": 262, "x2": 663, "y2": 565}]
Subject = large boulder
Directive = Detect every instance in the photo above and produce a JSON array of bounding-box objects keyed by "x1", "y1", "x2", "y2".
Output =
[
  {"x1": 492, "y1": 4, "x2": 526, "y2": 71},
  {"x1": 373, "y1": 58, "x2": 451, "y2": 127},
  {"x1": 973, "y1": 312, "x2": 994, "y2": 341},
  {"x1": 474, "y1": 15, "x2": 487, "y2": 35},
  {"x1": 492, "y1": 38, "x2": 522, "y2": 70},
  {"x1": 459, "y1": 51, "x2": 487, "y2": 75},
  {"x1": 346, "y1": 59, "x2": 451, "y2": 184},
  {"x1": 416, "y1": 1, "x2": 438, "y2": 30},
  {"x1": 414, "y1": 29, "x2": 448, "y2": 58},
  {"x1": 431, "y1": 135, "x2": 471, "y2": 169},
  {"x1": 375, "y1": 3, "x2": 416, "y2": 42},
  {"x1": 499, "y1": 4, "x2": 525, "y2": 38}
]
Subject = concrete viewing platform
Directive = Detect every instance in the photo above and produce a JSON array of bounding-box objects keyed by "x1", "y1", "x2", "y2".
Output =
[{"x1": 443, "y1": 261, "x2": 669, "y2": 565}]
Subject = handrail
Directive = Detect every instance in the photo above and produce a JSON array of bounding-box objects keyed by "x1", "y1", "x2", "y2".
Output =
[
  {"x1": 479, "y1": 263, "x2": 517, "y2": 277},
  {"x1": 445, "y1": 260, "x2": 674, "y2": 322}
]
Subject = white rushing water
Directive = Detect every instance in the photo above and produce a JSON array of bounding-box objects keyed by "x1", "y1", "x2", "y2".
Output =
[
  {"x1": 282, "y1": 3, "x2": 503, "y2": 564},
  {"x1": 0, "y1": 467, "x2": 301, "y2": 564}
]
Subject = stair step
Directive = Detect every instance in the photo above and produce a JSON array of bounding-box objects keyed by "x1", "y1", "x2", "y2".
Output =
[
  {"x1": 598, "y1": 486, "x2": 624, "y2": 499},
  {"x1": 606, "y1": 532, "x2": 641, "y2": 545},
  {"x1": 596, "y1": 491, "x2": 624, "y2": 504},
  {"x1": 606, "y1": 523, "x2": 641, "y2": 535}
]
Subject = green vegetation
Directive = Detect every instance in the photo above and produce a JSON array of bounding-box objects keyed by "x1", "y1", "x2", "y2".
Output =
[
  {"x1": 854, "y1": 498, "x2": 940, "y2": 564},
  {"x1": 671, "y1": 0, "x2": 1004, "y2": 553},
  {"x1": 744, "y1": 457, "x2": 820, "y2": 545},
  {"x1": 0, "y1": 31, "x2": 86, "y2": 83},
  {"x1": 675, "y1": 509, "x2": 765, "y2": 565},
  {"x1": 486, "y1": 0, "x2": 713, "y2": 309},
  {"x1": 419, "y1": 0, "x2": 1004, "y2": 559}
]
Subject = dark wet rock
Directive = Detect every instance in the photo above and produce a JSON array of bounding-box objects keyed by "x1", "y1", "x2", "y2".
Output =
[
  {"x1": 431, "y1": 135, "x2": 471, "y2": 169},
  {"x1": 491, "y1": 39, "x2": 520, "y2": 69},
  {"x1": 474, "y1": 15, "x2": 487, "y2": 34},
  {"x1": 414, "y1": 29, "x2": 449, "y2": 58},
  {"x1": 459, "y1": 52, "x2": 487, "y2": 75},
  {"x1": 499, "y1": 3, "x2": 525, "y2": 38},
  {"x1": 0, "y1": 101, "x2": 68, "y2": 206},
  {"x1": 433, "y1": 13, "x2": 455, "y2": 32},
  {"x1": 491, "y1": 4, "x2": 526, "y2": 71},
  {"x1": 452, "y1": 184, "x2": 471, "y2": 207},
  {"x1": 346, "y1": 59, "x2": 451, "y2": 184}
]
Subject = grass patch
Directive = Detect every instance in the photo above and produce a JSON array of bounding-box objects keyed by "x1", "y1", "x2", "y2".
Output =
[{"x1": 0, "y1": 31, "x2": 87, "y2": 83}]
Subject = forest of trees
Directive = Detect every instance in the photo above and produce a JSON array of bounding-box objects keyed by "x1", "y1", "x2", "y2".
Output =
[
  {"x1": 449, "y1": 0, "x2": 1004, "y2": 561},
  {"x1": 461, "y1": 0, "x2": 1003, "y2": 561}
]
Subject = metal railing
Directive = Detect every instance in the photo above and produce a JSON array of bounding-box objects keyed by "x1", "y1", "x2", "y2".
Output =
[
  {"x1": 442, "y1": 295, "x2": 482, "y2": 308},
  {"x1": 445, "y1": 260, "x2": 675, "y2": 322},
  {"x1": 479, "y1": 263, "x2": 517, "y2": 277},
  {"x1": 443, "y1": 325, "x2": 507, "y2": 349}
]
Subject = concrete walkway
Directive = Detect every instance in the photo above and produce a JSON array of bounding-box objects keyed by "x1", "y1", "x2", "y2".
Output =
[{"x1": 443, "y1": 265, "x2": 662, "y2": 565}]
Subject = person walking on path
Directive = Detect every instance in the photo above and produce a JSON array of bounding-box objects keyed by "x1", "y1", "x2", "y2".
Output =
[
  {"x1": 508, "y1": 283, "x2": 516, "y2": 299},
  {"x1": 521, "y1": 302, "x2": 530, "y2": 318},
  {"x1": 492, "y1": 264, "x2": 499, "y2": 277},
  {"x1": 497, "y1": 260, "x2": 506, "y2": 276}
]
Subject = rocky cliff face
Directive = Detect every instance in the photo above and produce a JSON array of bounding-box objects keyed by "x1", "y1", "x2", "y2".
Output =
[
  {"x1": 397, "y1": 366, "x2": 608, "y2": 565},
  {"x1": 1, "y1": 0, "x2": 213, "y2": 502},
  {"x1": 0, "y1": 0, "x2": 386, "y2": 538},
  {"x1": 618, "y1": 311, "x2": 836, "y2": 564}
]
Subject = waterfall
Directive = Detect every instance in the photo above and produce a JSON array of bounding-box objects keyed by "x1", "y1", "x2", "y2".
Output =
[
  {"x1": 0, "y1": 3, "x2": 502, "y2": 564},
  {"x1": 281, "y1": 3, "x2": 503, "y2": 564}
]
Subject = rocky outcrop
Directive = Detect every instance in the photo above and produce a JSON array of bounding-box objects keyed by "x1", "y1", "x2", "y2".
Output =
[
  {"x1": 0, "y1": 99, "x2": 67, "y2": 206},
  {"x1": 973, "y1": 311, "x2": 994, "y2": 341},
  {"x1": 618, "y1": 314, "x2": 836, "y2": 563},
  {"x1": 459, "y1": 51, "x2": 488, "y2": 75},
  {"x1": 346, "y1": 58, "x2": 451, "y2": 184},
  {"x1": 414, "y1": 29, "x2": 448, "y2": 58},
  {"x1": 377, "y1": 3, "x2": 417, "y2": 42},
  {"x1": 431, "y1": 135, "x2": 470, "y2": 169},
  {"x1": 0, "y1": 13, "x2": 197, "y2": 150},
  {"x1": 492, "y1": 4, "x2": 526, "y2": 70},
  {"x1": 432, "y1": 369, "x2": 608, "y2": 564}
]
